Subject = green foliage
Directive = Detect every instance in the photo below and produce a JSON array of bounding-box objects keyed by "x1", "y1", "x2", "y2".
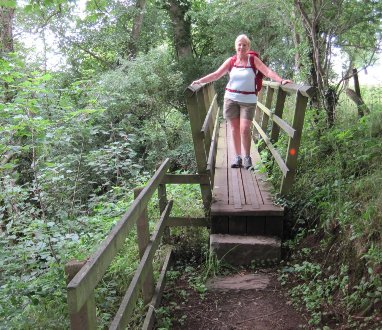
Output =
[
  {"x1": 4, "y1": 0, "x2": 382, "y2": 328},
  {"x1": 277, "y1": 87, "x2": 382, "y2": 328},
  {"x1": 0, "y1": 44, "x2": 196, "y2": 328}
]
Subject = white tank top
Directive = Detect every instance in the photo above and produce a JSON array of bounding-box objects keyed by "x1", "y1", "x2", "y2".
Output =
[{"x1": 224, "y1": 55, "x2": 257, "y2": 103}]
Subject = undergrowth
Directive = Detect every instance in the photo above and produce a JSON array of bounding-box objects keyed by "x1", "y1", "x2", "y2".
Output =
[
  {"x1": 0, "y1": 180, "x2": 204, "y2": 329},
  {"x1": 273, "y1": 87, "x2": 382, "y2": 329}
]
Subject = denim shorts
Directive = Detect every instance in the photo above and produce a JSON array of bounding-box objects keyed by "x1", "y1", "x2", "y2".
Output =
[{"x1": 223, "y1": 98, "x2": 256, "y2": 120}]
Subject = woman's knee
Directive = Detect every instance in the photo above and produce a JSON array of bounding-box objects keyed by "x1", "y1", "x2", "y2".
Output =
[
  {"x1": 240, "y1": 122, "x2": 251, "y2": 135},
  {"x1": 229, "y1": 119, "x2": 241, "y2": 133}
]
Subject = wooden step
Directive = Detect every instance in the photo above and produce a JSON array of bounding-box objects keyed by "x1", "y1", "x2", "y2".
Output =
[{"x1": 210, "y1": 234, "x2": 281, "y2": 266}]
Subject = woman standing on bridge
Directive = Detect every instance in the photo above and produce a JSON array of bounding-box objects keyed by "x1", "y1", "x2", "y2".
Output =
[{"x1": 192, "y1": 34, "x2": 291, "y2": 169}]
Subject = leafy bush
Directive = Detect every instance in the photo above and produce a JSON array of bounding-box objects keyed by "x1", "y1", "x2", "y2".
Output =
[{"x1": 277, "y1": 88, "x2": 382, "y2": 328}]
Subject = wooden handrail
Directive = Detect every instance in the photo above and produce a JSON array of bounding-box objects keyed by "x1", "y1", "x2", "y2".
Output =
[
  {"x1": 264, "y1": 81, "x2": 315, "y2": 98},
  {"x1": 255, "y1": 82, "x2": 316, "y2": 194},
  {"x1": 66, "y1": 155, "x2": 212, "y2": 329},
  {"x1": 207, "y1": 106, "x2": 221, "y2": 179},
  {"x1": 185, "y1": 83, "x2": 222, "y2": 210},
  {"x1": 109, "y1": 200, "x2": 173, "y2": 329},
  {"x1": 253, "y1": 120, "x2": 289, "y2": 176},
  {"x1": 201, "y1": 93, "x2": 218, "y2": 136},
  {"x1": 256, "y1": 102, "x2": 295, "y2": 138},
  {"x1": 66, "y1": 159, "x2": 171, "y2": 320}
]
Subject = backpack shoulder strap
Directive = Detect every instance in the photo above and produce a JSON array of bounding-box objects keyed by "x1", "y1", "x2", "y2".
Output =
[
  {"x1": 228, "y1": 55, "x2": 237, "y2": 72},
  {"x1": 249, "y1": 54, "x2": 256, "y2": 71},
  {"x1": 248, "y1": 51, "x2": 258, "y2": 72}
]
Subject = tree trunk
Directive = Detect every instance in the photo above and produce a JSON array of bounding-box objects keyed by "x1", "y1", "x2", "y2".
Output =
[
  {"x1": 294, "y1": 0, "x2": 337, "y2": 126},
  {"x1": 1, "y1": 6, "x2": 15, "y2": 103},
  {"x1": 128, "y1": 0, "x2": 147, "y2": 58},
  {"x1": 346, "y1": 88, "x2": 369, "y2": 116},
  {"x1": 0, "y1": 6, "x2": 14, "y2": 53},
  {"x1": 166, "y1": 0, "x2": 192, "y2": 59}
]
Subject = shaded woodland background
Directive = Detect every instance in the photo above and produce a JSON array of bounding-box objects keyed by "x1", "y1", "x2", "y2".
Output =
[{"x1": 1, "y1": 0, "x2": 381, "y2": 328}]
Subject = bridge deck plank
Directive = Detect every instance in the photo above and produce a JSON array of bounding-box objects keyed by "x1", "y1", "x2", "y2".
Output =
[{"x1": 211, "y1": 121, "x2": 284, "y2": 217}]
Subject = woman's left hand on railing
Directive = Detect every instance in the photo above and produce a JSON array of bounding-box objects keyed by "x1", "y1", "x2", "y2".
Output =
[{"x1": 280, "y1": 79, "x2": 293, "y2": 85}]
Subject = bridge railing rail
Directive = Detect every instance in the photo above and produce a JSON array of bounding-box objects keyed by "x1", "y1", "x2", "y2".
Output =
[
  {"x1": 185, "y1": 81, "x2": 315, "y2": 195},
  {"x1": 185, "y1": 83, "x2": 221, "y2": 210},
  {"x1": 65, "y1": 159, "x2": 209, "y2": 330},
  {"x1": 254, "y1": 81, "x2": 315, "y2": 194}
]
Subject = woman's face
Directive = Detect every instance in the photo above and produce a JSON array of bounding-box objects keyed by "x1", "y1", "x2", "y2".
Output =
[{"x1": 235, "y1": 38, "x2": 249, "y2": 55}]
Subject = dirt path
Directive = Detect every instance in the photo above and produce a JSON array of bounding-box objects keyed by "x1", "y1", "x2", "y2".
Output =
[{"x1": 159, "y1": 268, "x2": 309, "y2": 330}]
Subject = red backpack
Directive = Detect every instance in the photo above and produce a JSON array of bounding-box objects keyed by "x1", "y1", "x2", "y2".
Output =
[{"x1": 228, "y1": 50, "x2": 264, "y2": 94}]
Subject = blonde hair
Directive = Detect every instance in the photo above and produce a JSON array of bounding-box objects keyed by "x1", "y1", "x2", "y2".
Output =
[{"x1": 235, "y1": 34, "x2": 251, "y2": 48}]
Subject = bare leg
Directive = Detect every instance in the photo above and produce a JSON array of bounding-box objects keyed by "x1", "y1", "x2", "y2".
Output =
[
  {"x1": 229, "y1": 118, "x2": 241, "y2": 156},
  {"x1": 240, "y1": 118, "x2": 252, "y2": 156}
]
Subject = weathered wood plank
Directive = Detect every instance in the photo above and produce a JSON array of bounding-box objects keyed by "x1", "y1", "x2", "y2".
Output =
[
  {"x1": 211, "y1": 203, "x2": 283, "y2": 216},
  {"x1": 260, "y1": 86, "x2": 275, "y2": 136},
  {"x1": 247, "y1": 216, "x2": 265, "y2": 235},
  {"x1": 211, "y1": 122, "x2": 284, "y2": 217},
  {"x1": 67, "y1": 159, "x2": 171, "y2": 314},
  {"x1": 158, "y1": 183, "x2": 170, "y2": 243},
  {"x1": 212, "y1": 122, "x2": 228, "y2": 205},
  {"x1": 201, "y1": 93, "x2": 218, "y2": 137},
  {"x1": 134, "y1": 188, "x2": 154, "y2": 305},
  {"x1": 248, "y1": 148, "x2": 266, "y2": 206},
  {"x1": 142, "y1": 249, "x2": 174, "y2": 330},
  {"x1": 241, "y1": 168, "x2": 260, "y2": 209},
  {"x1": 109, "y1": 200, "x2": 173, "y2": 330},
  {"x1": 249, "y1": 147, "x2": 277, "y2": 206},
  {"x1": 270, "y1": 88, "x2": 288, "y2": 142},
  {"x1": 211, "y1": 216, "x2": 229, "y2": 234},
  {"x1": 280, "y1": 92, "x2": 308, "y2": 195},
  {"x1": 207, "y1": 106, "x2": 222, "y2": 182},
  {"x1": 229, "y1": 216, "x2": 246, "y2": 235},
  {"x1": 226, "y1": 124, "x2": 235, "y2": 207},
  {"x1": 257, "y1": 101, "x2": 295, "y2": 139},
  {"x1": 185, "y1": 87, "x2": 212, "y2": 210},
  {"x1": 253, "y1": 121, "x2": 289, "y2": 177},
  {"x1": 65, "y1": 261, "x2": 96, "y2": 330},
  {"x1": 262, "y1": 81, "x2": 316, "y2": 98},
  {"x1": 265, "y1": 216, "x2": 284, "y2": 237},
  {"x1": 226, "y1": 122, "x2": 243, "y2": 209},
  {"x1": 227, "y1": 137, "x2": 245, "y2": 209},
  {"x1": 201, "y1": 87, "x2": 213, "y2": 158}
]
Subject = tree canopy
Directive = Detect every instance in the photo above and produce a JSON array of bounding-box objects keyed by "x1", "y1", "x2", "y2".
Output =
[{"x1": 0, "y1": 0, "x2": 381, "y2": 328}]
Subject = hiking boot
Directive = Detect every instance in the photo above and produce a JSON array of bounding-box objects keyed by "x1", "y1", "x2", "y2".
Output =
[
  {"x1": 243, "y1": 156, "x2": 253, "y2": 169},
  {"x1": 231, "y1": 156, "x2": 242, "y2": 168}
]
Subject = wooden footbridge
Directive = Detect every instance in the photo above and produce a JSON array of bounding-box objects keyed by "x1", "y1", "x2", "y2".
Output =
[{"x1": 65, "y1": 81, "x2": 315, "y2": 329}]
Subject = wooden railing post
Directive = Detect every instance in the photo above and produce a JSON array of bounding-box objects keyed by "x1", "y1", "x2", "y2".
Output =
[
  {"x1": 258, "y1": 86, "x2": 275, "y2": 152},
  {"x1": 201, "y1": 86, "x2": 213, "y2": 150},
  {"x1": 270, "y1": 88, "x2": 287, "y2": 143},
  {"x1": 185, "y1": 86, "x2": 212, "y2": 212},
  {"x1": 280, "y1": 91, "x2": 308, "y2": 195},
  {"x1": 206, "y1": 84, "x2": 218, "y2": 133},
  {"x1": 158, "y1": 183, "x2": 170, "y2": 243},
  {"x1": 65, "y1": 260, "x2": 96, "y2": 330},
  {"x1": 134, "y1": 187, "x2": 155, "y2": 305},
  {"x1": 253, "y1": 87, "x2": 265, "y2": 142}
]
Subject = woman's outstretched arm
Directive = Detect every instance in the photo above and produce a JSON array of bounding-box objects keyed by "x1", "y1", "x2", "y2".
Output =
[
  {"x1": 192, "y1": 58, "x2": 231, "y2": 85},
  {"x1": 253, "y1": 56, "x2": 292, "y2": 85}
]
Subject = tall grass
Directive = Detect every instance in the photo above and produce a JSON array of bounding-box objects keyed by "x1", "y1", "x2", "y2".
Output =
[{"x1": 277, "y1": 86, "x2": 382, "y2": 328}]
